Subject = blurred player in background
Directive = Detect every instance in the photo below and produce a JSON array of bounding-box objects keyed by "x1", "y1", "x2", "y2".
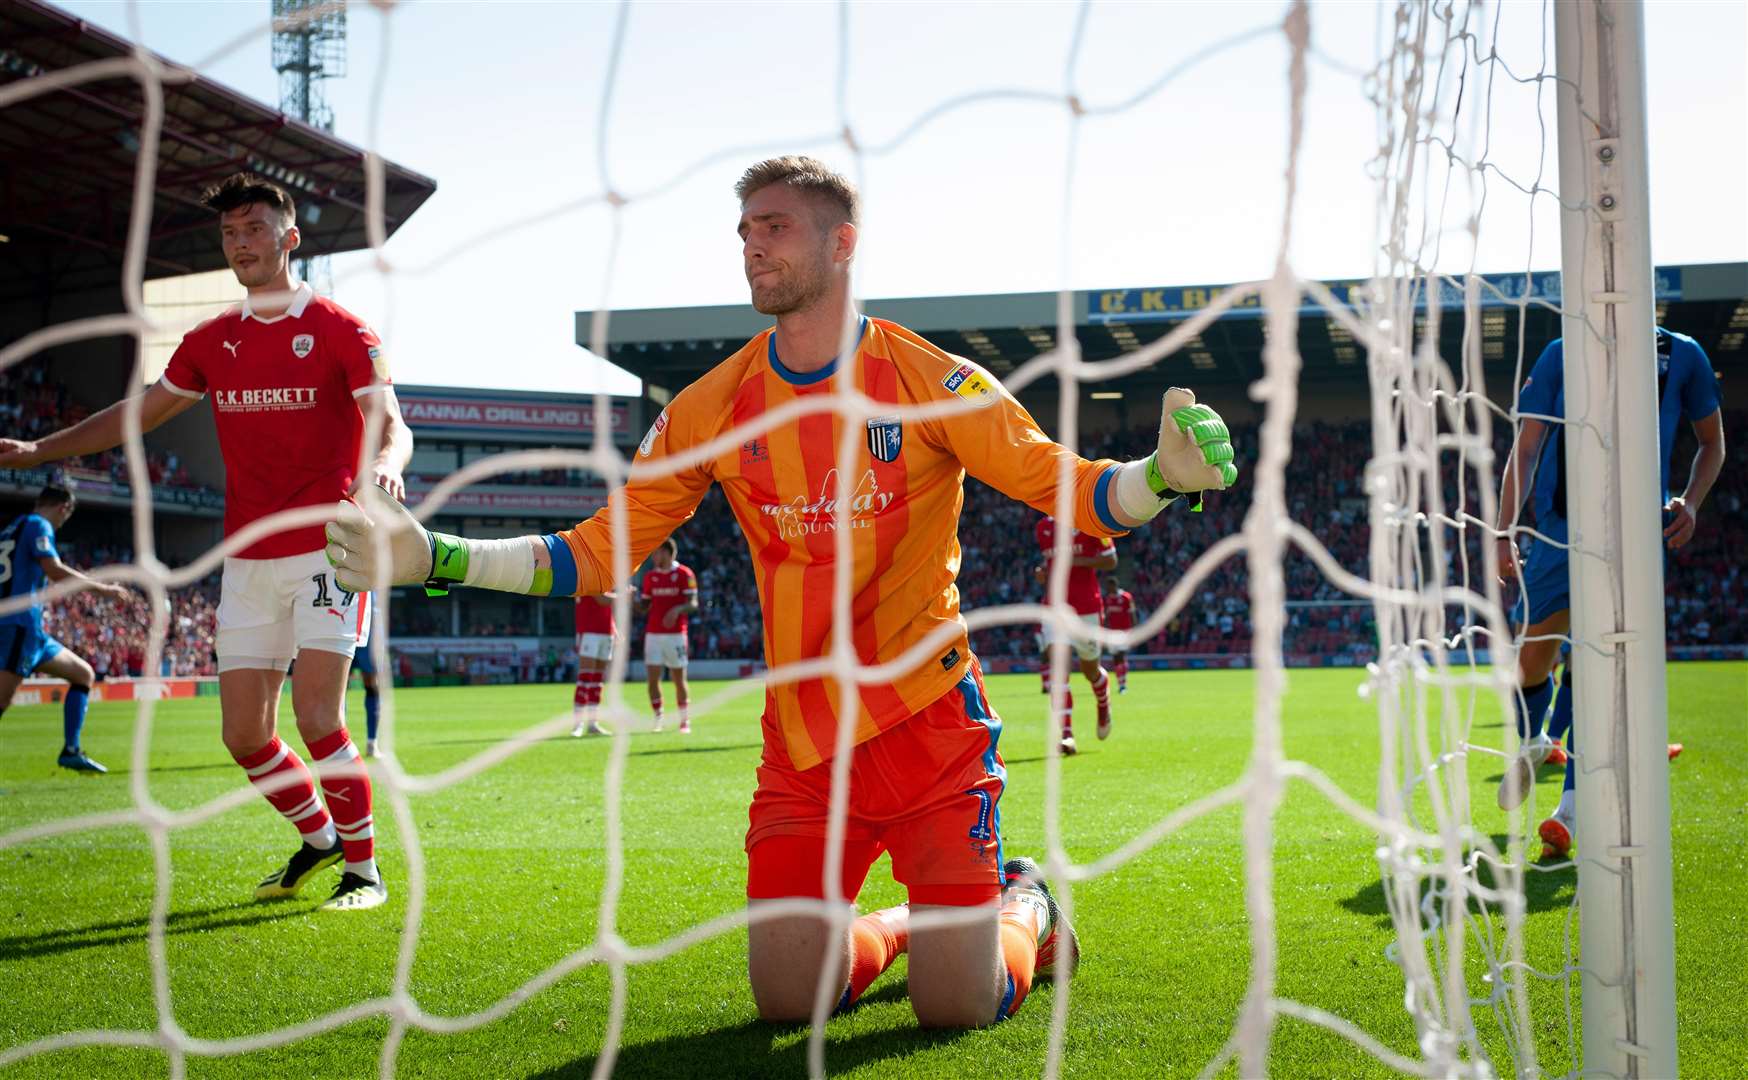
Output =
[
  {"x1": 350, "y1": 615, "x2": 382, "y2": 758},
  {"x1": 1494, "y1": 326, "x2": 1722, "y2": 860},
  {"x1": 324, "y1": 156, "x2": 1237, "y2": 1028},
  {"x1": 1034, "y1": 517, "x2": 1117, "y2": 754},
  {"x1": 636, "y1": 537, "x2": 697, "y2": 734},
  {"x1": 0, "y1": 173, "x2": 414, "y2": 911},
  {"x1": 1102, "y1": 582, "x2": 1138, "y2": 694},
  {"x1": 0, "y1": 486, "x2": 132, "y2": 773},
  {"x1": 571, "y1": 590, "x2": 616, "y2": 737}
]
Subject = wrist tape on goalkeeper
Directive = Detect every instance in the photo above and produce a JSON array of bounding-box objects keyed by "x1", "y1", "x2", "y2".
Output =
[
  {"x1": 1109, "y1": 453, "x2": 1182, "y2": 526},
  {"x1": 423, "y1": 532, "x2": 470, "y2": 597},
  {"x1": 424, "y1": 533, "x2": 545, "y2": 597}
]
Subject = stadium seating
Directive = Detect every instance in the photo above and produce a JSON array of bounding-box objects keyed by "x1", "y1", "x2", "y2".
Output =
[
  {"x1": 1, "y1": 360, "x2": 213, "y2": 498},
  {"x1": 28, "y1": 408, "x2": 1744, "y2": 676}
]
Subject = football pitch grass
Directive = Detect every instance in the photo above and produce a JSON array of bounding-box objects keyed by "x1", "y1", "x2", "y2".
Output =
[{"x1": 1, "y1": 663, "x2": 1743, "y2": 1078}]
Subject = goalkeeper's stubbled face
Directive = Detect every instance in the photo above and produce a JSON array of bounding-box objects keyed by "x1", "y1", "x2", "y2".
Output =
[{"x1": 739, "y1": 186, "x2": 838, "y2": 317}]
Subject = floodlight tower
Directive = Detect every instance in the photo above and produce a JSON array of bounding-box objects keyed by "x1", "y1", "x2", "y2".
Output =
[{"x1": 271, "y1": 0, "x2": 346, "y2": 294}]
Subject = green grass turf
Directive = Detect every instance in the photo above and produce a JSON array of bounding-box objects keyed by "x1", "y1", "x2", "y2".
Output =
[{"x1": 1, "y1": 663, "x2": 1743, "y2": 1078}]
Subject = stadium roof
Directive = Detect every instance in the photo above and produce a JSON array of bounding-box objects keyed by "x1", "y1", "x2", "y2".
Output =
[
  {"x1": 578, "y1": 262, "x2": 1748, "y2": 399},
  {"x1": 0, "y1": 0, "x2": 437, "y2": 303}
]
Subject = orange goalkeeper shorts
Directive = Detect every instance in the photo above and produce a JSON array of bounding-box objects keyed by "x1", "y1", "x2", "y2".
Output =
[{"x1": 746, "y1": 663, "x2": 1006, "y2": 907}]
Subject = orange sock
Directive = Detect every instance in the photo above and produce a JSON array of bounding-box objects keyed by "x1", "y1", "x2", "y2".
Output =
[
  {"x1": 996, "y1": 899, "x2": 1043, "y2": 1019},
  {"x1": 843, "y1": 906, "x2": 908, "y2": 1009}
]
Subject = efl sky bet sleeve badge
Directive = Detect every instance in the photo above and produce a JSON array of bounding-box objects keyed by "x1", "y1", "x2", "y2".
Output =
[
  {"x1": 291, "y1": 333, "x2": 315, "y2": 358},
  {"x1": 941, "y1": 361, "x2": 996, "y2": 408},
  {"x1": 866, "y1": 415, "x2": 903, "y2": 462}
]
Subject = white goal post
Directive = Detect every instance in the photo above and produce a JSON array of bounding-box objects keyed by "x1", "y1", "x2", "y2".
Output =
[{"x1": 1554, "y1": 1, "x2": 1678, "y2": 1075}]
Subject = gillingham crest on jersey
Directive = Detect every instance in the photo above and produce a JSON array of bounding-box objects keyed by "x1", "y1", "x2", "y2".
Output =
[
  {"x1": 942, "y1": 361, "x2": 996, "y2": 408},
  {"x1": 291, "y1": 333, "x2": 315, "y2": 359},
  {"x1": 866, "y1": 415, "x2": 903, "y2": 462}
]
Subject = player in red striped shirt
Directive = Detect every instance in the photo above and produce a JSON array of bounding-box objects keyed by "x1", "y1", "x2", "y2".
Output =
[
  {"x1": 1102, "y1": 585, "x2": 1138, "y2": 693},
  {"x1": 636, "y1": 538, "x2": 698, "y2": 733},
  {"x1": 571, "y1": 592, "x2": 617, "y2": 736},
  {"x1": 0, "y1": 174, "x2": 412, "y2": 912}
]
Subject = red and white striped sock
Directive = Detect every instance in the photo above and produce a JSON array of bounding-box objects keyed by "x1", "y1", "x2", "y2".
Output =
[
  {"x1": 1115, "y1": 657, "x2": 1128, "y2": 687},
  {"x1": 1059, "y1": 688, "x2": 1074, "y2": 733},
  {"x1": 573, "y1": 680, "x2": 590, "y2": 713},
  {"x1": 233, "y1": 738, "x2": 337, "y2": 850},
  {"x1": 308, "y1": 729, "x2": 377, "y2": 883},
  {"x1": 650, "y1": 688, "x2": 663, "y2": 718},
  {"x1": 583, "y1": 672, "x2": 603, "y2": 719},
  {"x1": 1091, "y1": 672, "x2": 1111, "y2": 708}
]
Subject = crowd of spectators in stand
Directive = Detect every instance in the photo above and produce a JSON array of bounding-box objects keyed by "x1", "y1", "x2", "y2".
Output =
[
  {"x1": 1666, "y1": 413, "x2": 1748, "y2": 649},
  {"x1": 35, "y1": 545, "x2": 221, "y2": 678},
  {"x1": 23, "y1": 405, "x2": 1742, "y2": 680},
  {"x1": 1, "y1": 361, "x2": 216, "y2": 500},
  {"x1": 405, "y1": 466, "x2": 593, "y2": 489},
  {"x1": 665, "y1": 410, "x2": 1746, "y2": 666}
]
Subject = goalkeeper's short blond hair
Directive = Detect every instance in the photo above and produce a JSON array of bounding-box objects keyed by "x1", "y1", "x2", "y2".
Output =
[{"x1": 734, "y1": 156, "x2": 860, "y2": 228}]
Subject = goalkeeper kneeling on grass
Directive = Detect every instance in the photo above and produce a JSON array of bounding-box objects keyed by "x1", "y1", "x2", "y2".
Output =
[{"x1": 324, "y1": 156, "x2": 1238, "y2": 1027}]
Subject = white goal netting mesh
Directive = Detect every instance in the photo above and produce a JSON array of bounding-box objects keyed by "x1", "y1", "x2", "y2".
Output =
[{"x1": 0, "y1": 1, "x2": 1635, "y2": 1076}]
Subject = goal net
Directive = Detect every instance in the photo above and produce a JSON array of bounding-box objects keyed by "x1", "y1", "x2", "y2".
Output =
[{"x1": 0, "y1": 1, "x2": 1675, "y2": 1077}]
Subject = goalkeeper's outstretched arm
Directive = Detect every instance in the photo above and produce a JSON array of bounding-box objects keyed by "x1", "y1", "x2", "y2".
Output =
[
  {"x1": 327, "y1": 379, "x2": 717, "y2": 597},
  {"x1": 324, "y1": 382, "x2": 1240, "y2": 598},
  {"x1": 323, "y1": 482, "x2": 699, "y2": 598},
  {"x1": 931, "y1": 379, "x2": 1239, "y2": 535}
]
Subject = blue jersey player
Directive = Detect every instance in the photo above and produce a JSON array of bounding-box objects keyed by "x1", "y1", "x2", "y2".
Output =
[
  {"x1": 0, "y1": 486, "x2": 134, "y2": 773},
  {"x1": 348, "y1": 601, "x2": 381, "y2": 759},
  {"x1": 1493, "y1": 328, "x2": 1726, "y2": 859}
]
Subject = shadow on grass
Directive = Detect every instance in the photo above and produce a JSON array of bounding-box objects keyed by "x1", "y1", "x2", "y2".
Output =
[
  {"x1": 0, "y1": 899, "x2": 312, "y2": 962},
  {"x1": 629, "y1": 743, "x2": 762, "y2": 759},
  {"x1": 1338, "y1": 834, "x2": 1575, "y2": 925},
  {"x1": 1006, "y1": 747, "x2": 1097, "y2": 765},
  {"x1": 148, "y1": 761, "x2": 244, "y2": 774},
  {"x1": 528, "y1": 982, "x2": 988, "y2": 1080},
  {"x1": 424, "y1": 738, "x2": 760, "y2": 758}
]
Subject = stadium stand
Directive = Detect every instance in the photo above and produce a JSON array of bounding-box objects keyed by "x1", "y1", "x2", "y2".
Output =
[
  {"x1": 23, "y1": 404, "x2": 1740, "y2": 679},
  {"x1": 9, "y1": 258, "x2": 1741, "y2": 679},
  {"x1": 612, "y1": 410, "x2": 1747, "y2": 669},
  {"x1": 1, "y1": 360, "x2": 215, "y2": 501}
]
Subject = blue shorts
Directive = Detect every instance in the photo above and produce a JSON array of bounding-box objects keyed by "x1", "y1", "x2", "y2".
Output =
[
  {"x1": 1514, "y1": 508, "x2": 1676, "y2": 627},
  {"x1": 350, "y1": 646, "x2": 377, "y2": 676},
  {"x1": 0, "y1": 623, "x2": 64, "y2": 677},
  {"x1": 1514, "y1": 536, "x2": 1571, "y2": 627}
]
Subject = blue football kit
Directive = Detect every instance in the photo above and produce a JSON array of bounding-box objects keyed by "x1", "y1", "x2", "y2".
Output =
[
  {"x1": 1514, "y1": 327, "x2": 1722, "y2": 625},
  {"x1": 1510, "y1": 328, "x2": 1722, "y2": 803},
  {"x1": 0, "y1": 512, "x2": 66, "y2": 677},
  {"x1": 0, "y1": 509, "x2": 100, "y2": 767}
]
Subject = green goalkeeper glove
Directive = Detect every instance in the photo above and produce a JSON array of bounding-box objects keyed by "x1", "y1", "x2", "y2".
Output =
[
  {"x1": 1107, "y1": 387, "x2": 1238, "y2": 524},
  {"x1": 1146, "y1": 387, "x2": 1238, "y2": 505}
]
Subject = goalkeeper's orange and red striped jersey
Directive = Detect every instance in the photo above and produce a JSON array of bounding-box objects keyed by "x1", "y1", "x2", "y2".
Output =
[{"x1": 554, "y1": 317, "x2": 1125, "y2": 770}]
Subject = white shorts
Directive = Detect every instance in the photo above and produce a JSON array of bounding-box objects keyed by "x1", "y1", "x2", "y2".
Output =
[
  {"x1": 1037, "y1": 612, "x2": 1102, "y2": 663},
  {"x1": 216, "y1": 550, "x2": 371, "y2": 673},
  {"x1": 576, "y1": 632, "x2": 615, "y2": 662},
  {"x1": 644, "y1": 632, "x2": 688, "y2": 670}
]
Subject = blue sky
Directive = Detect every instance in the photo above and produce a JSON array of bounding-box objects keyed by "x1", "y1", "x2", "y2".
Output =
[{"x1": 53, "y1": 1, "x2": 1748, "y2": 394}]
